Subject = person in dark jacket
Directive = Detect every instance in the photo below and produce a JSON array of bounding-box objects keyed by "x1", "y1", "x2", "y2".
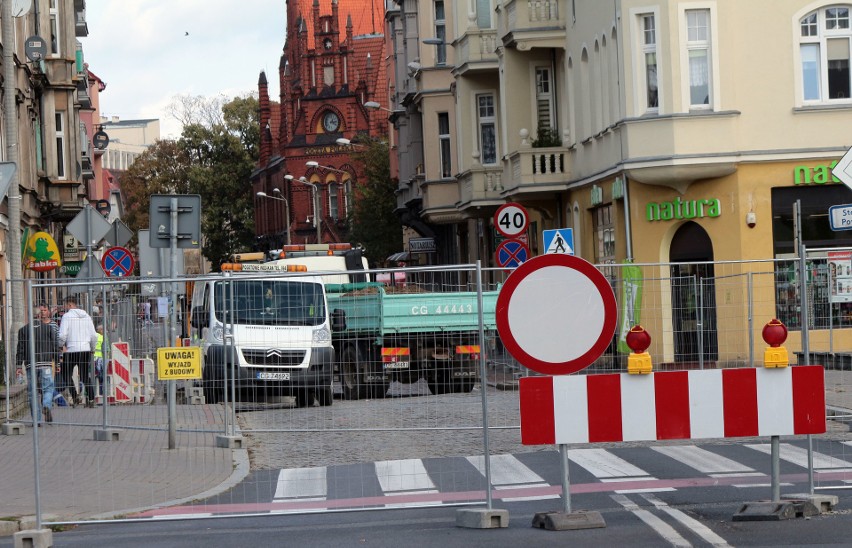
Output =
[{"x1": 17, "y1": 304, "x2": 60, "y2": 423}]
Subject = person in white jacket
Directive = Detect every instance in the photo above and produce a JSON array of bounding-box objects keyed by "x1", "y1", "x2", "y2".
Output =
[{"x1": 58, "y1": 295, "x2": 98, "y2": 407}]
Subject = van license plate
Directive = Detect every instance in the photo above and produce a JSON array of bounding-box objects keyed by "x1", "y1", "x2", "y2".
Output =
[{"x1": 257, "y1": 372, "x2": 290, "y2": 381}]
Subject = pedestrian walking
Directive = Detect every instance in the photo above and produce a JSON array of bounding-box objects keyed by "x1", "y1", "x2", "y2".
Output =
[
  {"x1": 58, "y1": 295, "x2": 98, "y2": 407},
  {"x1": 16, "y1": 304, "x2": 60, "y2": 423}
]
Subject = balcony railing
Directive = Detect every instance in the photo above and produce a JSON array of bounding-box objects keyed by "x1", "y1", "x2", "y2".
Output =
[
  {"x1": 457, "y1": 166, "x2": 504, "y2": 210},
  {"x1": 502, "y1": 145, "x2": 570, "y2": 195},
  {"x1": 501, "y1": 0, "x2": 564, "y2": 40},
  {"x1": 456, "y1": 30, "x2": 498, "y2": 72}
]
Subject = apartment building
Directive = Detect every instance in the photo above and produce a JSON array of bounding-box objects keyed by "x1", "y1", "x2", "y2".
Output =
[
  {"x1": 388, "y1": 0, "x2": 852, "y2": 364},
  {"x1": 0, "y1": 0, "x2": 100, "y2": 333}
]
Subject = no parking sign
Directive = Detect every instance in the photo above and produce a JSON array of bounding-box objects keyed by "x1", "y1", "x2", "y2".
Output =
[{"x1": 101, "y1": 246, "x2": 135, "y2": 277}]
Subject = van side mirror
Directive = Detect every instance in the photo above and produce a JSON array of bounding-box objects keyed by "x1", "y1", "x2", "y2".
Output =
[
  {"x1": 331, "y1": 309, "x2": 346, "y2": 332},
  {"x1": 191, "y1": 308, "x2": 208, "y2": 329}
]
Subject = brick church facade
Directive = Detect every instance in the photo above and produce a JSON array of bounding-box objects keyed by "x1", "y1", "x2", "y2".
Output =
[{"x1": 252, "y1": 0, "x2": 388, "y2": 248}]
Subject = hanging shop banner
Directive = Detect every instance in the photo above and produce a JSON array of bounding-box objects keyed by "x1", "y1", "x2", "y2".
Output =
[
  {"x1": 617, "y1": 262, "x2": 644, "y2": 353},
  {"x1": 24, "y1": 231, "x2": 62, "y2": 272},
  {"x1": 828, "y1": 251, "x2": 852, "y2": 303}
]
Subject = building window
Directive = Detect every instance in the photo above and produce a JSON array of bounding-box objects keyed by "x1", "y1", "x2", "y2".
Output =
[
  {"x1": 343, "y1": 179, "x2": 352, "y2": 217},
  {"x1": 640, "y1": 13, "x2": 659, "y2": 110},
  {"x1": 800, "y1": 7, "x2": 852, "y2": 102},
  {"x1": 685, "y1": 9, "x2": 711, "y2": 107},
  {"x1": 535, "y1": 66, "x2": 555, "y2": 133},
  {"x1": 49, "y1": 0, "x2": 60, "y2": 55},
  {"x1": 55, "y1": 112, "x2": 66, "y2": 178},
  {"x1": 593, "y1": 204, "x2": 615, "y2": 277},
  {"x1": 477, "y1": 94, "x2": 497, "y2": 165},
  {"x1": 772, "y1": 185, "x2": 852, "y2": 330},
  {"x1": 329, "y1": 183, "x2": 339, "y2": 221},
  {"x1": 476, "y1": 0, "x2": 491, "y2": 28},
  {"x1": 438, "y1": 112, "x2": 451, "y2": 178},
  {"x1": 434, "y1": 1, "x2": 447, "y2": 65}
]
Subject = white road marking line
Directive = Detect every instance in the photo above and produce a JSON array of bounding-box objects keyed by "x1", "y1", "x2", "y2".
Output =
[
  {"x1": 467, "y1": 454, "x2": 546, "y2": 486},
  {"x1": 567, "y1": 448, "x2": 653, "y2": 479},
  {"x1": 653, "y1": 445, "x2": 756, "y2": 475},
  {"x1": 746, "y1": 443, "x2": 852, "y2": 472},
  {"x1": 375, "y1": 459, "x2": 438, "y2": 494},
  {"x1": 732, "y1": 483, "x2": 794, "y2": 489},
  {"x1": 273, "y1": 467, "x2": 327, "y2": 501},
  {"x1": 641, "y1": 493, "x2": 731, "y2": 547},
  {"x1": 612, "y1": 494, "x2": 692, "y2": 547}
]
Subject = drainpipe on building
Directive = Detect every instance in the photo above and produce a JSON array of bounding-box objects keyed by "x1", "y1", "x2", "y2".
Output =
[
  {"x1": 2, "y1": 0, "x2": 24, "y2": 345},
  {"x1": 622, "y1": 175, "x2": 634, "y2": 262}
]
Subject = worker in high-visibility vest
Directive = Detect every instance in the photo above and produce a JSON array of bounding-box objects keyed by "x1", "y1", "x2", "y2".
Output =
[{"x1": 93, "y1": 323, "x2": 106, "y2": 398}]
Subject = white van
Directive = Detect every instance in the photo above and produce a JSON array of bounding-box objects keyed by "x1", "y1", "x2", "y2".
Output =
[
  {"x1": 267, "y1": 244, "x2": 370, "y2": 285},
  {"x1": 189, "y1": 263, "x2": 341, "y2": 406}
]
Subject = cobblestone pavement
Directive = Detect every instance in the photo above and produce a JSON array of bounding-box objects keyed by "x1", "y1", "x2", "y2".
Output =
[{"x1": 239, "y1": 368, "x2": 852, "y2": 471}]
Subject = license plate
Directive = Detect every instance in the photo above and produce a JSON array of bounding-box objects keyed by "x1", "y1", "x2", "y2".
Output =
[
  {"x1": 383, "y1": 361, "x2": 410, "y2": 370},
  {"x1": 257, "y1": 371, "x2": 291, "y2": 380}
]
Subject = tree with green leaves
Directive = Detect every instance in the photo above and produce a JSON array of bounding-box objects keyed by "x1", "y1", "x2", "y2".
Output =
[
  {"x1": 348, "y1": 138, "x2": 403, "y2": 267},
  {"x1": 119, "y1": 94, "x2": 259, "y2": 269}
]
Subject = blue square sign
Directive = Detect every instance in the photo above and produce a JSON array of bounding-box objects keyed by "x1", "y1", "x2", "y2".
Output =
[{"x1": 542, "y1": 228, "x2": 574, "y2": 255}]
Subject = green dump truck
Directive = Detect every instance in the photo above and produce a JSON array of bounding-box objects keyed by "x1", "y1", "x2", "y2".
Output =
[{"x1": 327, "y1": 283, "x2": 498, "y2": 399}]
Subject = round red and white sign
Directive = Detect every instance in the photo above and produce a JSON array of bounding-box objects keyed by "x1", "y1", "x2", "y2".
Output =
[
  {"x1": 493, "y1": 203, "x2": 529, "y2": 238},
  {"x1": 496, "y1": 254, "x2": 617, "y2": 375}
]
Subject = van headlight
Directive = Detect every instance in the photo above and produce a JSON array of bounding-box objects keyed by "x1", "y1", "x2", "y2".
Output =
[{"x1": 312, "y1": 325, "x2": 331, "y2": 343}]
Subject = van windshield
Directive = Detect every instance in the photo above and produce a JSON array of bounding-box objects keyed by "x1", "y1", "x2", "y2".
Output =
[{"x1": 213, "y1": 280, "x2": 325, "y2": 326}]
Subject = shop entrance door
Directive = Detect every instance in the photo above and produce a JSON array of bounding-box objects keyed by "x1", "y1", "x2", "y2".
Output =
[{"x1": 670, "y1": 221, "x2": 718, "y2": 365}]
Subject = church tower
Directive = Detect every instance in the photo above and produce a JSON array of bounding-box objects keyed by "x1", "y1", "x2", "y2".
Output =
[{"x1": 253, "y1": 0, "x2": 388, "y2": 247}]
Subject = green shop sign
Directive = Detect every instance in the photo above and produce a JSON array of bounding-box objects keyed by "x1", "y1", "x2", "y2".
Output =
[
  {"x1": 793, "y1": 160, "x2": 840, "y2": 185},
  {"x1": 646, "y1": 197, "x2": 721, "y2": 222},
  {"x1": 59, "y1": 261, "x2": 82, "y2": 276}
]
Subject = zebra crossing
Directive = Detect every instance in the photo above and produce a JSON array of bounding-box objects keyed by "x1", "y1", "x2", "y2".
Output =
[{"x1": 269, "y1": 441, "x2": 852, "y2": 511}]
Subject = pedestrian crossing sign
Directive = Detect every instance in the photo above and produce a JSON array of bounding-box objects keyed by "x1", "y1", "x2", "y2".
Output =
[{"x1": 542, "y1": 228, "x2": 574, "y2": 255}]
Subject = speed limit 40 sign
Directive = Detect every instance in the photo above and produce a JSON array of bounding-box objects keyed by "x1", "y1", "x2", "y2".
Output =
[{"x1": 494, "y1": 203, "x2": 529, "y2": 238}]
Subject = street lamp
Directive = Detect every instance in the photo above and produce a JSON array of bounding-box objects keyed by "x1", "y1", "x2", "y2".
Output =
[
  {"x1": 336, "y1": 137, "x2": 367, "y2": 149},
  {"x1": 306, "y1": 160, "x2": 349, "y2": 174},
  {"x1": 285, "y1": 174, "x2": 321, "y2": 244},
  {"x1": 256, "y1": 190, "x2": 291, "y2": 245}
]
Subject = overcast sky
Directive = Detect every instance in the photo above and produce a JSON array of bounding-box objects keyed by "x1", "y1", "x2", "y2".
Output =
[{"x1": 83, "y1": 1, "x2": 286, "y2": 139}]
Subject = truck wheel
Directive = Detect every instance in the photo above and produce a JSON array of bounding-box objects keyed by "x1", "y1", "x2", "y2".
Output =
[
  {"x1": 367, "y1": 382, "x2": 388, "y2": 399},
  {"x1": 341, "y1": 346, "x2": 367, "y2": 400},
  {"x1": 427, "y1": 370, "x2": 451, "y2": 395},
  {"x1": 317, "y1": 385, "x2": 333, "y2": 406},
  {"x1": 295, "y1": 389, "x2": 313, "y2": 408},
  {"x1": 452, "y1": 378, "x2": 476, "y2": 393},
  {"x1": 202, "y1": 367, "x2": 223, "y2": 404}
]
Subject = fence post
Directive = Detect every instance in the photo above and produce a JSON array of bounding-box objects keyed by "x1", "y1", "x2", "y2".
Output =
[
  {"x1": 748, "y1": 272, "x2": 754, "y2": 367},
  {"x1": 475, "y1": 260, "x2": 494, "y2": 509}
]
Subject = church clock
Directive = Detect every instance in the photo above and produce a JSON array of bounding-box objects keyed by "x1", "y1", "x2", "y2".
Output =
[{"x1": 322, "y1": 111, "x2": 340, "y2": 132}]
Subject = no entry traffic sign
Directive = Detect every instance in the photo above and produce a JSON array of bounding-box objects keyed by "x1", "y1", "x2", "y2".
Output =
[
  {"x1": 496, "y1": 254, "x2": 617, "y2": 375},
  {"x1": 495, "y1": 238, "x2": 530, "y2": 268},
  {"x1": 102, "y1": 246, "x2": 135, "y2": 277}
]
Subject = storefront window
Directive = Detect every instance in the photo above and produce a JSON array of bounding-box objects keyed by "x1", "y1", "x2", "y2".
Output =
[{"x1": 772, "y1": 185, "x2": 852, "y2": 329}]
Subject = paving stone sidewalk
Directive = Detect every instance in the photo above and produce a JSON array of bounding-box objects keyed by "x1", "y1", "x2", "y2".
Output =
[{"x1": 0, "y1": 403, "x2": 245, "y2": 532}]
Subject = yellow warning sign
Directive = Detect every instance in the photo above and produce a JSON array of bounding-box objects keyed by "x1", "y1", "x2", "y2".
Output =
[{"x1": 157, "y1": 346, "x2": 202, "y2": 380}]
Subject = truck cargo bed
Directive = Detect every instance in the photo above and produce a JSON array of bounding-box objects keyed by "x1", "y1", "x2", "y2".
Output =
[{"x1": 326, "y1": 284, "x2": 497, "y2": 336}]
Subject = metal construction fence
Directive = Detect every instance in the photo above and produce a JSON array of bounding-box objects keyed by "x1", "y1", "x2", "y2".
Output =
[{"x1": 1, "y1": 255, "x2": 852, "y2": 525}]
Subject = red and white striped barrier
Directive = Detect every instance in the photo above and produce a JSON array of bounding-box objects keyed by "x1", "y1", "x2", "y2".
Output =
[
  {"x1": 520, "y1": 366, "x2": 826, "y2": 445},
  {"x1": 108, "y1": 342, "x2": 133, "y2": 403},
  {"x1": 132, "y1": 358, "x2": 155, "y2": 404}
]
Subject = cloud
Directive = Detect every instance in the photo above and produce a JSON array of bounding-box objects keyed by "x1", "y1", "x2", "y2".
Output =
[{"x1": 83, "y1": 0, "x2": 285, "y2": 137}]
